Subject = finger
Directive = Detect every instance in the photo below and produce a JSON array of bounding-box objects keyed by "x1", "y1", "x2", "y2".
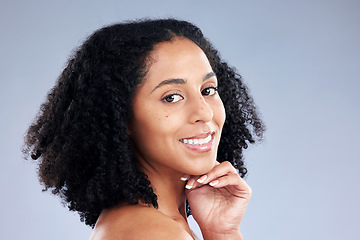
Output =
[
  {"x1": 198, "y1": 161, "x2": 238, "y2": 185},
  {"x1": 180, "y1": 173, "x2": 191, "y2": 182},
  {"x1": 184, "y1": 161, "x2": 222, "y2": 186},
  {"x1": 193, "y1": 161, "x2": 220, "y2": 184},
  {"x1": 185, "y1": 178, "x2": 196, "y2": 189},
  {"x1": 192, "y1": 160, "x2": 220, "y2": 184},
  {"x1": 185, "y1": 175, "x2": 210, "y2": 189},
  {"x1": 181, "y1": 174, "x2": 198, "y2": 190},
  {"x1": 209, "y1": 173, "x2": 252, "y2": 198},
  {"x1": 181, "y1": 174, "x2": 208, "y2": 190}
]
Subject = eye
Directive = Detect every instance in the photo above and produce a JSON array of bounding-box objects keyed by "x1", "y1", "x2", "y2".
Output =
[
  {"x1": 162, "y1": 94, "x2": 184, "y2": 103},
  {"x1": 202, "y1": 87, "x2": 217, "y2": 96}
]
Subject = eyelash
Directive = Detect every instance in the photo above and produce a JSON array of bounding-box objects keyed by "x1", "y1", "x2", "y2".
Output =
[
  {"x1": 202, "y1": 86, "x2": 218, "y2": 96},
  {"x1": 162, "y1": 93, "x2": 184, "y2": 103},
  {"x1": 162, "y1": 86, "x2": 218, "y2": 103}
]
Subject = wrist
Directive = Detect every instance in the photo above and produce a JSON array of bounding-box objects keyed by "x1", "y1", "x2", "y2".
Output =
[{"x1": 201, "y1": 229, "x2": 243, "y2": 240}]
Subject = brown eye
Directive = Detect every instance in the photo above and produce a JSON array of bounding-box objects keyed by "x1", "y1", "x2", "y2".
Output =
[
  {"x1": 202, "y1": 87, "x2": 217, "y2": 96},
  {"x1": 162, "y1": 94, "x2": 184, "y2": 103}
]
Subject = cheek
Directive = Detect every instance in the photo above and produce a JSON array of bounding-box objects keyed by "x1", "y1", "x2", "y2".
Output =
[
  {"x1": 156, "y1": 112, "x2": 184, "y2": 135},
  {"x1": 214, "y1": 99, "x2": 226, "y2": 128},
  {"x1": 132, "y1": 109, "x2": 180, "y2": 142}
]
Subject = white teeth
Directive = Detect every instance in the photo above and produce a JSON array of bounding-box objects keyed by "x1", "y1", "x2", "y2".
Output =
[{"x1": 181, "y1": 134, "x2": 212, "y2": 145}]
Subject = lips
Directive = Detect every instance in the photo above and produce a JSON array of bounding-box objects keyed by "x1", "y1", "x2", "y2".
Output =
[{"x1": 179, "y1": 132, "x2": 215, "y2": 152}]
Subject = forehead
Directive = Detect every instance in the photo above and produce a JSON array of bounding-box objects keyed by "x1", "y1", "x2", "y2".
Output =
[
  {"x1": 150, "y1": 37, "x2": 204, "y2": 61},
  {"x1": 143, "y1": 37, "x2": 213, "y2": 85}
]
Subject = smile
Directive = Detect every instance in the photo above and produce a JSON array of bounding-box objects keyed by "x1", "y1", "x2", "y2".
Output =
[
  {"x1": 180, "y1": 134, "x2": 212, "y2": 145},
  {"x1": 179, "y1": 132, "x2": 215, "y2": 153}
]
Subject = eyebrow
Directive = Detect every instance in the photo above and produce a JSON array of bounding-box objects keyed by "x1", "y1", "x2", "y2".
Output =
[
  {"x1": 151, "y1": 71, "x2": 216, "y2": 93},
  {"x1": 203, "y1": 72, "x2": 216, "y2": 81}
]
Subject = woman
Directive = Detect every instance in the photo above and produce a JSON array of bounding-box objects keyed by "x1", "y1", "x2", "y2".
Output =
[{"x1": 24, "y1": 19, "x2": 264, "y2": 239}]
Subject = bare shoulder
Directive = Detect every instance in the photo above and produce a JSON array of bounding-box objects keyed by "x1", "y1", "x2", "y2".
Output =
[{"x1": 89, "y1": 204, "x2": 193, "y2": 240}]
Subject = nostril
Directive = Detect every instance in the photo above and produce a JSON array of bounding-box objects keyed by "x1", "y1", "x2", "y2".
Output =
[{"x1": 188, "y1": 97, "x2": 214, "y2": 124}]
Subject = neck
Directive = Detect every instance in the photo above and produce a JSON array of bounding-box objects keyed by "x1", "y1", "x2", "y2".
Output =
[{"x1": 140, "y1": 161, "x2": 188, "y2": 221}]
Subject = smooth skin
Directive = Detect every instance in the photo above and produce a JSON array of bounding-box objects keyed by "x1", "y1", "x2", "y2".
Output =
[{"x1": 89, "y1": 37, "x2": 251, "y2": 240}]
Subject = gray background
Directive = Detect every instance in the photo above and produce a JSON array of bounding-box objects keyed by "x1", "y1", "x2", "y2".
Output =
[{"x1": 1, "y1": 0, "x2": 359, "y2": 239}]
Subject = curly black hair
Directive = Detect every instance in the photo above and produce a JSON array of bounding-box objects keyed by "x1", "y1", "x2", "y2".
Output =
[{"x1": 23, "y1": 18, "x2": 264, "y2": 227}]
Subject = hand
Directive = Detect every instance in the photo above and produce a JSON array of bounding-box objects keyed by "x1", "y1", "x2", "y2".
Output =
[{"x1": 182, "y1": 161, "x2": 251, "y2": 239}]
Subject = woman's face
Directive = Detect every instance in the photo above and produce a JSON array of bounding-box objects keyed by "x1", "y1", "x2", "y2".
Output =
[{"x1": 130, "y1": 37, "x2": 225, "y2": 177}]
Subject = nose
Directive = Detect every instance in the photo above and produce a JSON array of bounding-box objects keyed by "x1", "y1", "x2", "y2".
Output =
[{"x1": 188, "y1": 95, "x2": 213, "y2": 124}]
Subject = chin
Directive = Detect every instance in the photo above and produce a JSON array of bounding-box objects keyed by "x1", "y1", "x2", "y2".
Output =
[{"x1": 186, "y1": 159, "x2": 216, "y2": 176}]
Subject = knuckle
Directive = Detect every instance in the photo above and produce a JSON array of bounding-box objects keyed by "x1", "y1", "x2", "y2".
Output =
[
  {"x1": 224, "y1": 160, "x2": 231, "y2": 166},
  {"x1": 247, "y1": 186, "x2": 253, "y2": 197},
  {"x1": 242, "y1": 183, "x2": 252, "y2": 199},
  {"x1": 222, "y1": 161, "x2": 232, "y2": 168}
]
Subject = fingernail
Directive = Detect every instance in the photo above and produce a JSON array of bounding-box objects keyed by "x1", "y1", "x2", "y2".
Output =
[
  {"x1": 197, "y1": 175, "x2": 207, "y2": 183},
  {"x1": 209, "y1": 180, "x2": 219, "y2": 186},
  {"x1": 185, "y1": 184, "x2": 192, "y2": 189},
  {"x1": 180, "y1": 177, "x2": 188, "y2": 181}
]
